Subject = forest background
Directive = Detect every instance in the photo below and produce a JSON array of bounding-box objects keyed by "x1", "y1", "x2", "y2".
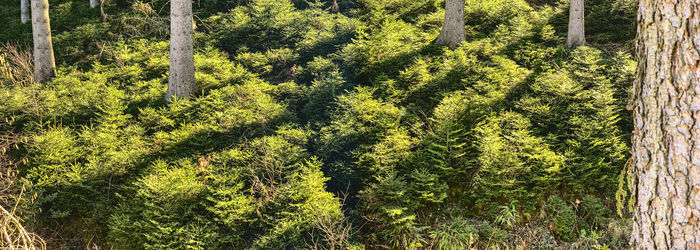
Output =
[{"x1": 0, "y1": 0, "x2": 639, "y2": 248}]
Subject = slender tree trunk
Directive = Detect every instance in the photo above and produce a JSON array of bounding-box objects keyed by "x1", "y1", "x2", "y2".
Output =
[
  {"x1": 90, "y1": 0, "x2": 98, "y2": 8},
  {"x1": 20, "y1": 0, "x2": 29, "y2": 24},
  {"x1": 31, "y1": 0, "x2": 55, "y2": 83},
  {"x1": 331, "y1": 0, "x2": 339, "y2": 12},
  {"x1": 165, "y1": 0, "x2": 195, "y2": 102},
  {"x1": 628, "y1": 0, "x2": 700, "y2": 248},
  {"x1": 566, "y1": 0, "x2": 585, "y2": 48},
  {"x1": 100, "y1": 0, "x2": 107, "y2": 21},
  {"x1": 435, "y1": 0, "x2": 465, "y2": 49}
]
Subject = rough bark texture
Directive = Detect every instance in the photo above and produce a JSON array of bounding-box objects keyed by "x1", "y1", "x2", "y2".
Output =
[
  {"x1": 31, "y1": 0, "x2": 55, "y2": 83},
  {"x1": 628, "y1": 0, "x2": 700, "y2": 249},
  {"x1": 435, "y1": 0, "x2": 465, "y2": 49},
  {"x1": 165, "y1": 0, "x2": 195, "y2": 102},
  {"x1": 566, "y1": 0, "x2": 585, "y2": 48},
  {"x1": 21, "y1": 0, "x2": 29, "y2": 24},
  {"x1": 90, "y1": 0, "x2": 98, "y2": 8}
]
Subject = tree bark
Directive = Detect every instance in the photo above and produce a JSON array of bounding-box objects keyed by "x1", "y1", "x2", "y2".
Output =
[
  {"x1": 165, "y1": 0, "x2": 195, "y2": 102},
  {"x1": 21, "y1": 0, "x2": 29, "y2": 24},
  {"x1": 31, "y1": 0, "x2": 55, "y2": 83},
  {"x1": 90, "y1": 0, "x2": 98, "y2": 8},
  {"x1": 435, "y1": 0, "x2": 465, "y2": 49},
  {"x1": 566, "y1": 0, "x2": 585, "y2": 48},
  {"x1": 100, "y1": 0, "x2": 107, "y2": 22},
  {"x1": 628, "y1": 0, "x2": 700, "y2": 249},
  {"x1": 331, "y1": 0, "x2": 339, "y2": 12}
]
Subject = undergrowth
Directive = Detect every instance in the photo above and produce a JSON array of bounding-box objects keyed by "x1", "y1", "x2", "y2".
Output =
[{"x1": 0, "y1": 0, "x2": 637, "y2": 248}]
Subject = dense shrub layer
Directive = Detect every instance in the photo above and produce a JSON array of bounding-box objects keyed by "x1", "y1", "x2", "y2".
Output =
[{"x1": 0, "y1": 0, "x2": 637, "y2": 248}]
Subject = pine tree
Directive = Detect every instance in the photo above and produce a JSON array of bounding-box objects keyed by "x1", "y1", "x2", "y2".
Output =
[
  {"x1": 629, "y1": 0, "x2": 699, "y2": 247},
  {"x1": 165, "y1": 0, "x2": 196, "y2": 101},
  {"x1": 435, "y1": 0, "x2": 465, "y2": 49},
  {"x1": 20, "y1": 0, "x2": 29, "y2": 24},
  {"x1": 31, "y1": 0, "x2": 56, "y2": 83},
  {"x1": 331, "y1": 0, "x2": 339, "y2": 12},
  {"x1": 566, "y1": 0, "x2": 585, "y2": 48}
]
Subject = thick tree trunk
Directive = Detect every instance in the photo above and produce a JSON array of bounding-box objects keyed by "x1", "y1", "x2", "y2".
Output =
[
  {"x1": 21, "y1": 0, "x2": 29, "y2": 24},
  {"x1": 90, "y1": 0, "x2": 98, "y2": 8},
  {"x1": 165, "y1": 0, "x2": 195, "y2": 102},
  {"x1": 628, "y1": 0, "x2": 700, "y2": 249},
  {"x1": 31, "y1": 0, "x2": 55, "y2": 83},
  {"x1": 435, "y1": 0, "x2": 465, "y2": 49},
  {"x1": 566, "y1": 0, "x2": 585, "y2": 48}
]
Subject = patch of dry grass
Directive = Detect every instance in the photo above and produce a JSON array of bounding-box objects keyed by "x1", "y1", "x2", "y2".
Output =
[
  {"x1": 0, "y1": 42, "x2": 33, "y2": 86},
  {"x1": 1, "y1": 190, "x2": 45, "y2": 250},
  {"x1": 0, "y1": 96, "x2": 43, "y2": 249}
]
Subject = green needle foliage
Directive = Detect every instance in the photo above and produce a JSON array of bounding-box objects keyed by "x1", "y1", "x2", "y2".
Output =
[{"x1": 0, "y1": 0, "x2": 638, "y2": 248}]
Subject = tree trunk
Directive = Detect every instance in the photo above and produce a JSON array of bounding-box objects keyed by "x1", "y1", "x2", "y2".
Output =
[
  {"x1": 90, "y1": 0, "x2": 98, "y2": 8},
  {"x1": 21, "y1": 0, "x2": 29, "y2": 24},
  {"x1": 31, "y1": 0, "x2": 55, "y2": 83},
  {"x1": 331, "y1": 0, "x2": 339, "y2": 12},
  {"x1": 435, "y1": 0, "x2": 465, "y2": 49},
  {"x1": 628, "y1": 0, "x2": 700, "y2": 249},
  {"x1": 165, "y1": 0, "x2": 195, "y2": 102},
  {"x1": 566, "y1": 0, "x2": 585, "y2": 48},
  {"x1": 100, "y1": 0, "x2": 107, "y2": 21}
]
